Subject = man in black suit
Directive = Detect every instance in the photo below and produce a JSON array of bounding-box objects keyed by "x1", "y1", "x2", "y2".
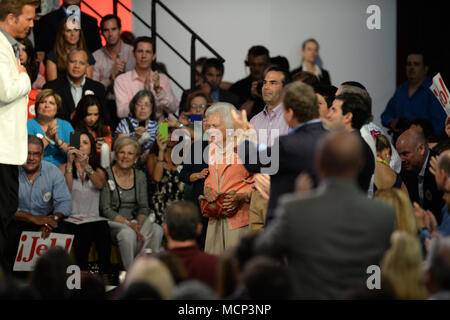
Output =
[
  {"x1": 396, "y1": 128, "x2": 444, "y2": 223},
  {"x1": 233, "y1": 81, "x2": 327, "y2": 226},
  {"x1": 229, "y1": 45, "x2": 270, "y2": 120},
  {"x1": 326, "y1": 93, "x2": 375, "y2": 193},
  {"x1": 34, "y1": 0, "x2": 101, "y2": 60},
  {"x1": 44, "y1": 48, "x2": 105, "y2": 121},
  {"x1": 254, "y1": 131, "x2": 396, "y2": 299}
]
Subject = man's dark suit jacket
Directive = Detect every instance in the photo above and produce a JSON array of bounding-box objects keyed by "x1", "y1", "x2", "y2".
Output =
[
  {"x1": 290, "y1": 65, "x2": 331, "y2": 85},
  {"x1": 255, "y1": 178, "x2": 396, "y2": 299},
  {"x1": 239, "y1": 120, "x2": 327, "y2": 226},
  {"x1": 43, "y1": 76, "x2": 106, "y2": 122},
  {"x1": 34, "y1": 6, "x2": 102, "y2": 55},
  {"x1": 401, "y1": 150, "x2": 445, "y2": 224}
]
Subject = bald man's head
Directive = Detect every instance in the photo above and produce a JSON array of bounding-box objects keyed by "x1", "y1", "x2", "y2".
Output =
[
  {"x1": 396, "y1": 128, "x2": 428, "y2": 172},
  {"x1": 435, "y1": 150, "x2": 450, "y2": 190},
  {"x1": 316, "y1": 131, "x2": 363, "y2": 179}
]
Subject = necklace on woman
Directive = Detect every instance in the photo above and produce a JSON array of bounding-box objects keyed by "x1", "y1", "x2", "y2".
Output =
[{"x1": 376, "y1": 155, "x2": 390, "y2": 167}]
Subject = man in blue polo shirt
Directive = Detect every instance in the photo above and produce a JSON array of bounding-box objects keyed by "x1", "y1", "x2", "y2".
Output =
[
  {"x1": 381, "y1": 52, "x2": 446, "y2": 136},
  {"x1": 6, "y1": 135, "x2": 72, "y2": 271}
]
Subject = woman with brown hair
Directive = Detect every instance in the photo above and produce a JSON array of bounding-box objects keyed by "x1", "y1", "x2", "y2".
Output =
[
  {"x1": 46, "y1": 16, "x2": 95, "y2": 81},
  {"x1": 27, "y1": 89, "x2": 74, "y2": 167}
]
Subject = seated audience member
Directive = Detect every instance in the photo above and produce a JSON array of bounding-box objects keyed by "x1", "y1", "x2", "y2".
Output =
[
  {"x1": 179, "y1": 112, "x2": 211, "y2": 249},
  {"x1": 291, "y1": 38, "x2": 331, "y2": 85},
  {"x1": 254, "y1": 131, "x2": 396, "y2": 299},
  {"x1": 120, "y1": 31, "x2": 135, "y2": 46},
  {"x1": 34, "y1": 0, "x2": 102, "y2": 60},
  {"x1": 396, "y1": 128, "x2": 444, "y2": 223},
  {"x1": 409, "y1": 118, "x2": 437, "y2": 144},
  {"x1": 375, "y1": 188, "x2": 418, "y2": 236},
  {"x1": 43, "y1": 48, "x2": 106, "y2": 121},
  {"x1": 115, "y1": 90, "x2": 158, "y2": 162},
  {"x1": 373, "y1": 134, "x2": 408, "y2": 194},
  {"x1": 178, "y1": 57, "x2": 207, "y2": 113},
  {"x1": 71, "y1": 95, "x2": 112, "y2": 163},
  {"x1": 229, "y1": 46, "x2": 270, "y2": 120},
  {"x1": 29, "y1": 247, "x2": 74, "y2": 300},
  {"x1": 171, "y1": 280, "x2": 218, "y2": 300},
  {"x1": 146, "y1": 127, "x2": 185, "y2": 225},
  {"x1": 18, "y1": 38, "x2": 41, "y2": 120},
  {"x1": 423, "y1": 236, "x2": 450, "y2": 300},
  {"x1": 381, "y1": 51, "x2": 446, "y2": 137},
  {"x1": 178, "y1": 90, "x2": 213, "y2": 141},
  {"x1": 431, "y1": 116, "x2": 450, "y2": 154},
  {"x1": 201, "y1": 58, "x2": 240, "y2": 106},
  {"x1": 93, "y1": 14, "x2": 135, "y2": 131},
  {"x1": 201, "y1": 103, "x2": 254, "y2": 255},
  {"x1": 27, "y1": 89, "x2": 73, "y2": 167},
  {"x1": 152, "y1": 251, "x2": 188, "y2": 285},
  {"x1": 100, "y1": 137, "x2": 163, "y2": 270},
  {"x1": 164, "y1": 201, "x2": 218, "y2": 289},
  {"x1": 6, "y1": 136, "x2": 72, "y2": 270},
  {"x1": 415, "y1": 175, "x2": 450, "y2": 248},
  {"x1": 62, "y1": 131, "x2": 112, "y2": 275},
  {"x1": 114, "y1": 36, "x2": 178, "y2": 119},
  {"x1": 326, "y1": 93, "x2": 375, "y2": 193},
  {"x1": 241, "y1": 256, "x2": 294, "y2": 300},
  {"x1": 45, "y1": 16, "x2": 95, "y2": 81},
  {"x1": 119, "y1": 255, "x2": 175, "y2": 300},
  {"x1": 18, "y1": 38, "x2": 45, "y2": 90},
  {"x1": 381, "y1": 231, "x2": 428, "y2": 300}
]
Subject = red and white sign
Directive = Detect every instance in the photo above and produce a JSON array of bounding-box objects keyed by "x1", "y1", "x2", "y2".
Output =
[
  {"x1": 13, "y1": 232, "x2": 74, "y2": 272},
  {"x1": 430, "y1": 73, "x2": 450, "y2": 116}
]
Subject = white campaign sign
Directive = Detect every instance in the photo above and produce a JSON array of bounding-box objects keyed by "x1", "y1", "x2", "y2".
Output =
[
  {"x1": 13, "y1": 231, "x2": 74, "y2": 272},
  {"x1": 429, "y1": 73, "x2": 450, "y2": 116}
]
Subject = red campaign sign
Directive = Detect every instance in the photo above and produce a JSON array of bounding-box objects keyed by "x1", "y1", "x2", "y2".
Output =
[
  {"x1": 13, "y1": 231, "x2": 74, "y2": 272},
  {"x1": 430, "y1": 73, "x2": 450, "y2": 116}
]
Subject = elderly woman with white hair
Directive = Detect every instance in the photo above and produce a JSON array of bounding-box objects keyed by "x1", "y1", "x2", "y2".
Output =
[{"x1": 200, "y1": 102, "x2": 254, "y2": 255}]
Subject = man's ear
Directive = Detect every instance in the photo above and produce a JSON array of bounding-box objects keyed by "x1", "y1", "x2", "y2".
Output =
[
  {"x1": 285, "y1": 108, "x2": 294, "y2": 123},
  {"x1": 343, "y1": 112, "x2": 353, "y2": 126},
  {"x1": 418, "y1": 143, "x2": 426, "y2": 156},
  {"x1": 196, "y1": 223, "x2": 202, "y2": 237},
  {"x1": 163, "y1": 224, "x2": 169, "y2": 238}
]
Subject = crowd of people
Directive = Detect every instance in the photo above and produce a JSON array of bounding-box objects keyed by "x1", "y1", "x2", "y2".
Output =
[{"x1": 0, "y1": 0, "x2": 449, "y2": 301}]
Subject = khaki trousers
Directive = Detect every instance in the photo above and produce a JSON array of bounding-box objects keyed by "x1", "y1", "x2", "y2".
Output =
[{"x1": 204, "y1": 218, "x2": 249, "y2": 255}]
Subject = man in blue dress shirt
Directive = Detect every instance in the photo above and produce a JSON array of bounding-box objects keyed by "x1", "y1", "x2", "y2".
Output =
[
  {"x1": 381, "y1": 52, "x2": 446, "y2": 136},
  {"x1": 6, "y1": 135, "x2": 72, "y2": 271}
]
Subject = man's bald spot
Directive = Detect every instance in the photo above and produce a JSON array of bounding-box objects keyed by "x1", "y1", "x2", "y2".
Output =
[
  {"x1": 317, "y1": 131, "x2": 363, "y2": 176},
  {"x1": 67, "y1": 48, "x2": 88, "y2": 63},
  {"x1": 438, "y1": 150, "x2": 450, "y2": 174},
  {"x1": 396, "y1": 128, "x2": 426, "y2": 149}
]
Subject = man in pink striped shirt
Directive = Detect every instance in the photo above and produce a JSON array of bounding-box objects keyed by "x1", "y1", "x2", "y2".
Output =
[
  {"x1": 249, "y1": 66, "x2": 290, "y2": 147},
  {"x1": 114, "y1": 36, "x2": 178, "y2": 120}
]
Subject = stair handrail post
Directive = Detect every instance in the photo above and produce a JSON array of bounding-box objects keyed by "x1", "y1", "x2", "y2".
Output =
[{"x1": 151, "y1": 0, "x2": 157, "y2": 53}]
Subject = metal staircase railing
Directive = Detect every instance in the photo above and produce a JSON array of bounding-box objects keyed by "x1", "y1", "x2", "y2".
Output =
[{"x1": 81, "y1": 0, "x2": 225, "y2": 93}]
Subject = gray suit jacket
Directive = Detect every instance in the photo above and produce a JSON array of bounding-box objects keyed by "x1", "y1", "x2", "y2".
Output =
[{"x1": 255, "y1": 178, "x2": 396, "y2": 299}]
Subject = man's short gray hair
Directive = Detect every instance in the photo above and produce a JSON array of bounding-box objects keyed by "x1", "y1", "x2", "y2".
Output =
[{"x1": 204, "y1": 102, "x2": 239, "y2": 130}]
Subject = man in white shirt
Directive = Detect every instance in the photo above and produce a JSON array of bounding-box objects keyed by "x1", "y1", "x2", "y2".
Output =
[{"x1": 0, "y1": 0, "x2": 39, "y2": 272}]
